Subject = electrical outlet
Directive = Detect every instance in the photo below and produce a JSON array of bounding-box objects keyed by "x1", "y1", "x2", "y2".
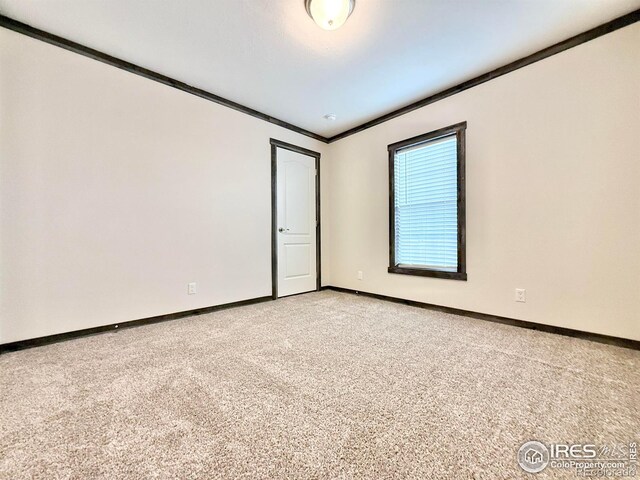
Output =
[
  {"x1": 188, "y1": 282, "x2": 197, "y2": 295},
  {"x1": 357, "y1": 271, "x2": 363, "y2": 280},
  {"x1": 515, "y1": 288, "x2": 526, "y2": 303}
]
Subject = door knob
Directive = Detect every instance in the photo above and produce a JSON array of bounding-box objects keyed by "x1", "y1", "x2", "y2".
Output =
[{"x1": 278, "y1": 227, "x2": 285, "y2": 232}]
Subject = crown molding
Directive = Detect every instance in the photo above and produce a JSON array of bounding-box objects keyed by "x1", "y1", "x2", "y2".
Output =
[
  {"x1": 327, "y1": 9, "x2": 640, "y2": 143},
  {"x1": 2, "y1": 10, "x2": 638, "y2": 145},
  {"x1": 0, "y1": 14, "x2": 329, "y2": 143}
]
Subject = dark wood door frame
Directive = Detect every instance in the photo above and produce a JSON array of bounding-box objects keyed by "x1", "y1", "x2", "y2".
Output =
[{"x1": 270, "y1": 139, "x2": 321, "y2": 300}]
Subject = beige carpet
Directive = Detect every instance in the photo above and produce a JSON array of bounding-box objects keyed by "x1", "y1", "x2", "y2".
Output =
[{"x1": 1, "y1": 291, "x2": 638, "y2": 479}]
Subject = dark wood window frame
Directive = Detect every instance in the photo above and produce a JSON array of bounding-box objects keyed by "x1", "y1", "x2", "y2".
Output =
[{"x1": 388, "y1": 121, "x2": 467, "y2": 281}]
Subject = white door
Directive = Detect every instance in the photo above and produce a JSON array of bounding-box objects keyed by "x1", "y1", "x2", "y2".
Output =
[{"x1": 276, "y1": 148, "x2": 317, "y2": 297}]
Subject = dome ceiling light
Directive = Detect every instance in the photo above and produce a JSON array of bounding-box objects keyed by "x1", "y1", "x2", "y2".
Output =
[{"x1": 305, "y1": 0, "x2": 356, "y2": 30}]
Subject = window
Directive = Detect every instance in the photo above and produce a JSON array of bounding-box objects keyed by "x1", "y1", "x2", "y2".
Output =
[{"x1": 388, "y1": 122, "x2": 466, "y2": 280}]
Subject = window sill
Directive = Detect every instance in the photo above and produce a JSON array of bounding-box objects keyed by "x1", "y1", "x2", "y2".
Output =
[{"x1": 388, "y1": 266, "x2": 467, "y2": 281}]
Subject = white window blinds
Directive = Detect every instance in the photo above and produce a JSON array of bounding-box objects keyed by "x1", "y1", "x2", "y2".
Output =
[{"x1": 394, "y1": 134, "x2": 458, "y2": 271}]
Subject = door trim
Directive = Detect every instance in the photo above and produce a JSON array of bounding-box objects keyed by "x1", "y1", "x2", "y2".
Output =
[{"x1": 270, "y1": 139, "x2": 321, "y2": 299}]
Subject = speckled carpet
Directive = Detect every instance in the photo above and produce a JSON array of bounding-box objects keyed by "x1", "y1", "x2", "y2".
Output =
[{"x1": 1, "y1": 290, "x2": 638, "y2": 479}]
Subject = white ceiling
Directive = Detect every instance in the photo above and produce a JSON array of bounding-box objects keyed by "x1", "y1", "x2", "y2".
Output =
[{"x1": 1, "y1": 0, "x2": 638, "y2": 138}]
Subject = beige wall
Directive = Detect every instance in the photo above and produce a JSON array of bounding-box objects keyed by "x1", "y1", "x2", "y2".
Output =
[
  {"x1": 325, "y1": 23, "x2": 640, "y2": 341},
  {"x1": 1, "y1": 22, "x2": 638, "y2": 344},
  {"x1": 0, "y1": 27, "x2": 330, "y2": 343}
]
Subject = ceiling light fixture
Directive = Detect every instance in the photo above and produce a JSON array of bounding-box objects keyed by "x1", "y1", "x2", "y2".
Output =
[{"x1": 305, "y1": 0, "x2": 355, "y2": 31}]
